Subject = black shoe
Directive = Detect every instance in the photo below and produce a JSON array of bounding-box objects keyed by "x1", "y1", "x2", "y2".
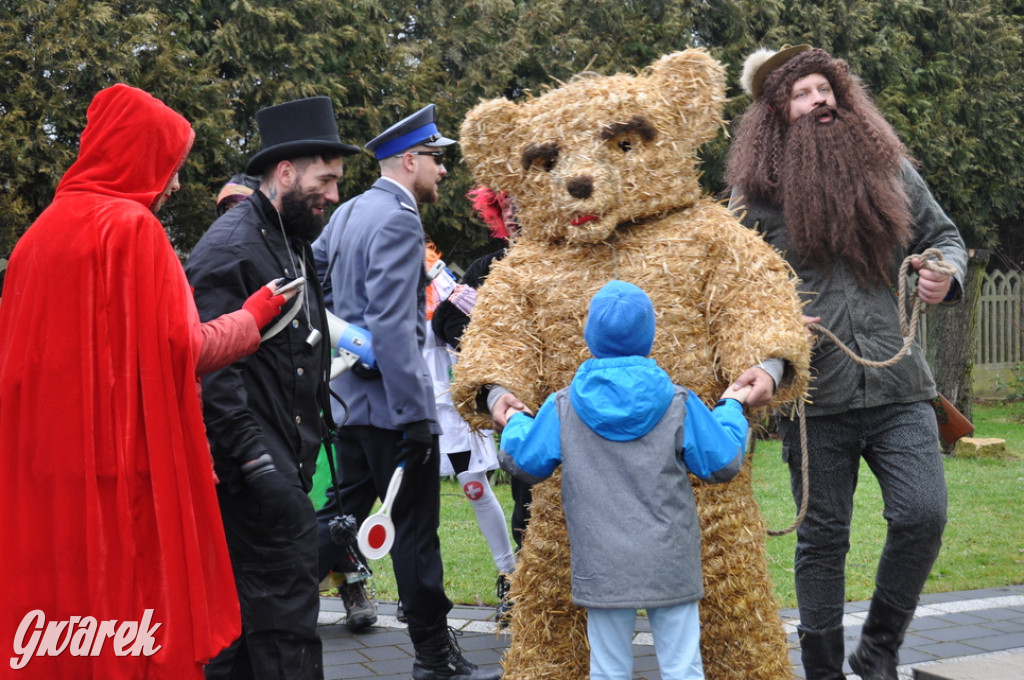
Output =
[
  {"x1": 494, "y1": 574, "x2": 512, "y2": 629},
  {"x1": 848, "y1": 593, "x2": 915, "y2": 680},
  {"x1": 409, "y1": 625, "x2": 502, "y2": 680},
  {"x1": 396, "y1": 598, "x2": 408, "y2": 623},
  {"x1": 340, "y1": 581, "x2": 377, "y2": 632}
]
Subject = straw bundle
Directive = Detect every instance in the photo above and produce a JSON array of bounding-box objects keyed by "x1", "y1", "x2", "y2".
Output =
[
  {"x1": 501, "y1": 468, "x2": 590, "y2": 680},
  {"x1": 452, "y1": 49, "x2": 810, "y2": 680}
]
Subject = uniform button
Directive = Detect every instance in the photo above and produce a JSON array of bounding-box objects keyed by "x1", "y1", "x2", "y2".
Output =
[
  {"x1": 295, "y1": 415, "x2": 302, "y2": 424},
  {"x1": 297, "y1": 367, "x2": 305, "y2": 376},
  {"x1": 291, "y1": 320, "x2": 300, "y2": 328}
]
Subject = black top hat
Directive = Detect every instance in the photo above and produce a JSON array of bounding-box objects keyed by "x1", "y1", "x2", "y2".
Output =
[
  {"x1": 365, "y1": 104, "x2": 456, "y2": 160},
  {"x1": 246, "y1": 96, "x2": 360, "y2": 174}
]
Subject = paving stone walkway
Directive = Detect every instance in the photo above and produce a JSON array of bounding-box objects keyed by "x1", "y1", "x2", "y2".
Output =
[{"x1": 316, "y1": 585, "x2": 1024, "y2": 679}]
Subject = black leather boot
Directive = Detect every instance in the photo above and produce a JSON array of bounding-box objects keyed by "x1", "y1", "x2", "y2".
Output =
[
  {"x1": 408, "y1": 624, "x2": 502, "y2": 680},
  {"x1": 848, "y1": 594, "x2": 915, "y2": 680},
  {"x1": 797, "y1": 625, "x2": 846, "y2": 680}
]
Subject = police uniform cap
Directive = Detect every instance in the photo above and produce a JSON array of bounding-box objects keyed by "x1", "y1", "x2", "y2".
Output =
[{"x1": 365, "y1": 104, "x2": 456, "y2": 160}]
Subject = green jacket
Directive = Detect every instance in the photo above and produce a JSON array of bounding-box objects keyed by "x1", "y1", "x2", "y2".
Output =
[{"x1": 734, "y1": 160, "x2": 967, "y2": 417}]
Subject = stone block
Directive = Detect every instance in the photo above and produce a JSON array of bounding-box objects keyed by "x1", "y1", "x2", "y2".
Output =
[{"x1": 913, "y1": 648, "x2": 1024, "y2": 679}]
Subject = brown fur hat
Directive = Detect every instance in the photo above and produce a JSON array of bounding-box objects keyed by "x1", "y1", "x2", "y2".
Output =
[{"x1": 740, "y1": 44, "x2": 811, "y2": 99}]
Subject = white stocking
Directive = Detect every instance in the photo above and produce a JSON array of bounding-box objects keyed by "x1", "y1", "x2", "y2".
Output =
[{"x1": 456, "y1": 470, "x2": 515, "y2": 574}]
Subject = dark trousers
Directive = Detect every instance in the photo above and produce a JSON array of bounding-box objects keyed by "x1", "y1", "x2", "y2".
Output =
[
  {"x1": 206, "y1": 483, "x2": 322, "y2": 680},
  {"x1": 779, "y1": 401, "x2": 948, "y2": 630},
  {"x1": 316, "y1": 425, "x2": 452, "y2": 631}
]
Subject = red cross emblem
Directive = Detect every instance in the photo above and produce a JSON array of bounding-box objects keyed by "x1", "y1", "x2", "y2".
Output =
[{"x1": 463, "y1": 480, "x2": 485, "y2": 501}]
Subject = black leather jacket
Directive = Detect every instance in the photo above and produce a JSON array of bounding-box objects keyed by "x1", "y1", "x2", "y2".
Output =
[{"x1": 186, "y1": 192, "x2": 331, "y2": 491}]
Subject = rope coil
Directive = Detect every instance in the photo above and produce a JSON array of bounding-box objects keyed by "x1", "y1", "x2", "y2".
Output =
[
  {"x1": 805, "y1": 248, "x2": 956, "y2": 369},
  {"x1": 765, "y1": 248, "x2": 955, "y2": 536}
]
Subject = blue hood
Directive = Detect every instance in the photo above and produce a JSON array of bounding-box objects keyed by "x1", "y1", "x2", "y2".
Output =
[{"x1": 569, "y1": 356, "x2": 675, "y2": 441}]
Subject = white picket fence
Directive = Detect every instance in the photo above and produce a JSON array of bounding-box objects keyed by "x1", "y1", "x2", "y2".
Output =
[
  {"x1": 977, "y1": 270, "x2": 1024, "y2": 366},
  {"x1": 919, "y1": 269, "x2": 1023, "y2": 397}
]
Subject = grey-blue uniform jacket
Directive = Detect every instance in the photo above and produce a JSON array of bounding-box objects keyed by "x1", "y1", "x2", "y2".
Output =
[{"x1": 313, "y1": 178, "x2": 439, "y2": 432}]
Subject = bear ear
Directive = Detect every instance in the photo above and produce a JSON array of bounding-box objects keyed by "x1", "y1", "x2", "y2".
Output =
[
  {"x1": 460, "y1": 98, "x2": 522, "y2": 191},
  {"x1": 645, "y1": 48, "x2": 727, "y2": 143}
]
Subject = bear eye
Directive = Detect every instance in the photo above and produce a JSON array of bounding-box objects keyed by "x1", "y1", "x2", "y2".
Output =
[
  {"x1": 600, "y1": 115, "x2": 657, "y2": 154},
  {"x1": 521, "y1": 142, "x2": 559, "y2": 173}
]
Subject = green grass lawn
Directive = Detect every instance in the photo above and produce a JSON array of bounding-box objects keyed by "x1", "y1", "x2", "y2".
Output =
[
  {"x1": 750, "y1": 400, "x2": 1024, "y2": 608},
  {"x1": 318, "y1": 402, "x2": 1024, "y2": 610}
]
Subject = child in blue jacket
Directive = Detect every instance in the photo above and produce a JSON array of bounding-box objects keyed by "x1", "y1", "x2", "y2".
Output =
[{"x1": 499, "y1": 280, "x2": 751, "y2": 680}]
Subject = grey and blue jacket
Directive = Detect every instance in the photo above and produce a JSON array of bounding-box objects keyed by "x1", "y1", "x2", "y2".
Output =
[{"x1": 499, "y1": 354, "x2": 748, "y2": 609}]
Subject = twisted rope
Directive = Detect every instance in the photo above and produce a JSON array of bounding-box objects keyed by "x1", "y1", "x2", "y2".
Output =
[
  {"x1": 765, "y1": 248, "x2": 956, "y2": 536},
  {"x1": 766, "y1": 399, "x2": 808, "y2": 536},
  {"x1": 805, "y1": 248, "x2": 957, "y2": 368}
]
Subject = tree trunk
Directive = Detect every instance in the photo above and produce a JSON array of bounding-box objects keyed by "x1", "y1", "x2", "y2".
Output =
[{"x1": 924, "y1": 249, "x2": 990, "y2": 450}]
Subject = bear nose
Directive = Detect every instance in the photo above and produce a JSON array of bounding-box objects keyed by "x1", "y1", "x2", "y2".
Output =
[{"x1": 566, "y1": 175, "x2": 593, "y2": 199}]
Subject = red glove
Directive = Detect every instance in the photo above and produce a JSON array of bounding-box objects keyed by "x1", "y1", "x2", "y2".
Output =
[{"x1": 243, "y1": 285, "x2": 287, "y2": 329}]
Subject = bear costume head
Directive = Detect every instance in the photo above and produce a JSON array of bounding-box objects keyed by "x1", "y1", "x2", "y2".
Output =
[{"x1": 460, "y1": 49, "x2": 727, "y2": 245}]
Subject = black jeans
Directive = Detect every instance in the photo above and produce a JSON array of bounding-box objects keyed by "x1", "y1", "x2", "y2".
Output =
[
  {"x1": 780, "y1": 401, "x2": 947, "y2": 630},
  {"x1": 316, "y1": 425, "x2": 452, "y2": 631},
  {"x1": 510, "y1": 476, "x2": 533, "y2": 552}
]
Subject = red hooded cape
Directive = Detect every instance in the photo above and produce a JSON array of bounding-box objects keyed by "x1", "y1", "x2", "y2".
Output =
[{"x1": 0, "y1": 84, "x2": 240, "y2": 678}]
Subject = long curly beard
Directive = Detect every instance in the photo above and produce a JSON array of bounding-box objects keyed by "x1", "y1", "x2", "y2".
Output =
[{"x1": 780, "y1": 104, "x2": 913, "y2": 288}]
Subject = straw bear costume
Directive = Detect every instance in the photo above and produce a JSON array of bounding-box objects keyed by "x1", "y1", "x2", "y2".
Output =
[{"x1": 452, "y1": 49, "x2": 810, "y2": 680}]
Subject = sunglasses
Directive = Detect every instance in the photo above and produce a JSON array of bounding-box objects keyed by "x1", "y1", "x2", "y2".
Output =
[{"x1": 401, "y1": 151, "x2": 445, "y2": 166}]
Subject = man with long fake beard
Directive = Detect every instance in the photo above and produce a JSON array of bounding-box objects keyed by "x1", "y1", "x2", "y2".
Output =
[
  {"x1": 725, "y1": 46, "x2": 967, "y2": 680},
  {"x1": 186, "y1": 96, "x2": 360, "y2": 680}
]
